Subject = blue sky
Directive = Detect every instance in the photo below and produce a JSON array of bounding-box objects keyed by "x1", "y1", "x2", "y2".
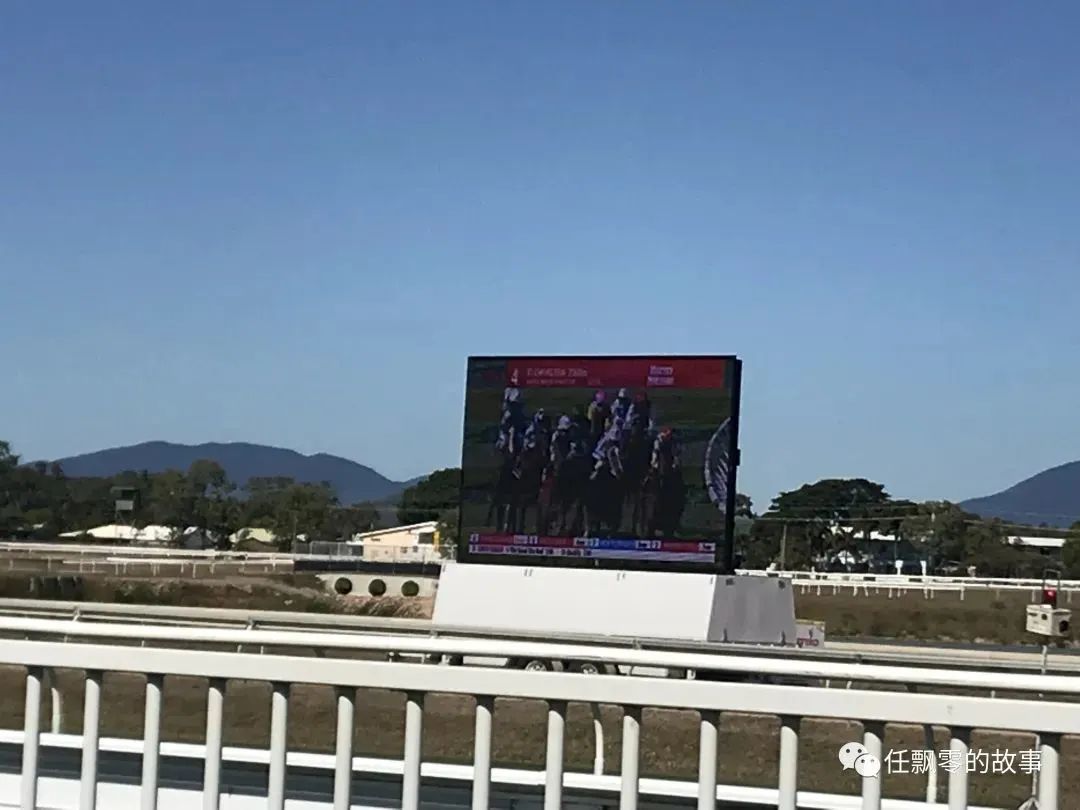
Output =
[{"x1": 2, "y1": 2, "x2": 1078, "y2": 511}]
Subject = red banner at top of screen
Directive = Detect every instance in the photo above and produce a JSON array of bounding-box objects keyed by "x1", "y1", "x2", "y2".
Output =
[{"x1": 503, "y1": 357, "x2": 729, "y2": 389}]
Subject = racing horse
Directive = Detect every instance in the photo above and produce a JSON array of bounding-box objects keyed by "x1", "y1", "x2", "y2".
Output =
[
  {"x1": 585, "y1": 442, "x2": 625, "y2": 536},
  {"x1": 641, "y1": 437, "x2": 686, "y2": 538},
  {"x1": 543, "y1": 445, "x2": 590, "y2": 535},
  {"x1": 620, "y1": 418, "x2": 654, "y2": 535},
  {"x1": 484, "y1": 452, "x2": 519, "y2": 533},
  {"x1": 509, "y1": 435, "x2": 549, "y2": 533}
]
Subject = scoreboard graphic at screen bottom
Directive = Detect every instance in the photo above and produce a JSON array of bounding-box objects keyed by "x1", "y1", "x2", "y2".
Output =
[{"x1": 467, "y1": 534, "x2": 717, "y2": 564}]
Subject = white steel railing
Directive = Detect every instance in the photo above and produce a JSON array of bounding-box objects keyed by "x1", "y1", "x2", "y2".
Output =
[
  {"x1": 0, "y1": 626, "x2": 1076, "y2": 810},
  {"x1": 741, "y1": 569, "x2": 1080, "y2": 591}
]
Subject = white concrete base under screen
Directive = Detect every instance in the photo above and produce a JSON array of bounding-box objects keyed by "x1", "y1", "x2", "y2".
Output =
[{"x1": 433, "y1": 563, "x2": 797, "y2": 644}]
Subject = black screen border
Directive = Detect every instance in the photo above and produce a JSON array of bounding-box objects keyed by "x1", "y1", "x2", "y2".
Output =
[{"x1": 455, "y1": 354, "x2": 742, "y2": 575}]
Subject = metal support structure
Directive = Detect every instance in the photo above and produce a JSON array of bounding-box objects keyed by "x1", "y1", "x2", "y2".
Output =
[
  {"x1": 620, "y1": 706, "x2": 641, "y2": 810},
  {"x1": 592, "y1": 702, "x2": 605, "y2": 775},
  {"x1": 80, "y1": 671, "x2": 102, "y2": 810},
  {"x1": 402, "y1": 691, "x2": 424, "y2": 810},
  {"x1": 203, "y1": 679, "x2": 225, "y2": 810},
  {"x1": 947, "y1": 727, "x2": 970, "y2": 810},
  {"x1": 141, "y1": 674, "x2": 163, "y2": 810},
  {"x1": 333, "y1": 687, "x2": 355, "y2": 810},
  {"x1": 268, "y1": 682, "x2": 290, "y2": 810},
  {"x1": 21, "y1": 667, "x2": 42, "y2": 810},
  {"x1": 861, "y1": 721, "x2": 883, "y2": 810},
  {"x1": 777, "y1": 715, "x2": 799, "y2": 810},
  {"x1": 544, "y1": 700, "x2": 566, "y2": 810},
  {"x1": 1037, "y1": 732, "x2": 1060, "y2": 810},
  {"x1": 44, "y1": 667, "x2": 62, "y2": 734},
  {"x1": 697, "y1": 710, "x2": 719, "y2": 810},
  {"x1": 471, "y1": 696, "x2": 494, "y2": 810},
  {"x1": 923, "y1": 724, "x2": 938, "y2": 804}
]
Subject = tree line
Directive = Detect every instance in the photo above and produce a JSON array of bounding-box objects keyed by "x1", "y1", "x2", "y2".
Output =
[
  {"x1": 736, "y1": 477, "x2": 1080, "y2": 578},
  {"x1": 0, "y1": 439, "x2": 456, "y2": 551},
  {"x1": 3, "y1": 438, "x2": 1078, "y2": 573}
]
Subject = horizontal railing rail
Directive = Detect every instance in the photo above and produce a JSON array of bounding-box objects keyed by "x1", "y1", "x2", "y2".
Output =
[
  {"x1": 741, "y1": 568, "x2": 1080, "y2": 592},
  {"x1": 0, "y1": 637, "x2": 1070, "y2": 810},
  {"x1": 0, "y1": 597, "x2": 1075, "y2": 676},
  {"x1": 1, "y1": 615, "x2": 1078, "y2": 695}
]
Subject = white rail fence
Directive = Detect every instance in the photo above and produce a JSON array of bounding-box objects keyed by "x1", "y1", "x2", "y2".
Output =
[
  {"x1": 0, "y1": 623, "x2": 1075, "y2": 810},
  {"x1": 740, "y1": 570, "x2": 1080, "y2": 601}
]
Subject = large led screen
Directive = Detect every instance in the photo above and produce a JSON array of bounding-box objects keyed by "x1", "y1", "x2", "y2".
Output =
[{"x1": 458, "y1": 355, "x2": 741, "y2": 572}]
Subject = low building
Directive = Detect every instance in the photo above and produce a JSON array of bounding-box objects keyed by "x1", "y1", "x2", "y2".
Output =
[
  {"x1": 347, "y1": 521, "x2": 440, "y2": 563},
  {"x1": 1008, "y1": 535, "x2": 1066, "y2": 561},
  {"x1": 228, "y1": 527, "x2": 278, "y2": 547},
  {"x1": 58, "y1": 524, "x2": 216, "y2": 549}
]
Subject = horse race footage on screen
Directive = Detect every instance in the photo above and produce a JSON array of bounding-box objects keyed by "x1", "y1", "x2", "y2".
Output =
[{"x1": 458, "y1": 355, "x2": 742, "y2": 573}]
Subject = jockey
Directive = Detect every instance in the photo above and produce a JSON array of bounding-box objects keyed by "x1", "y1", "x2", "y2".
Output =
[
  {"x1": 611, "y1": 387, "x2": 633, "y2": 422},
  {"x1": 591, "y1": 417, "x2": 625, "y2": 477},
  {"x1": 587, "y1": 389, "x2": 609, "y2": 422},
  {"x1": 586, "y1": 390, "x2": 611, "y2": 448},
  {"x1": 626, "y1": 391, "x2": 652, "y2": 428},
  {"x1": 650, "y1": 427, "x2": 681, "y2": 471},
  {"x1": 496, "y1": 388, "x2": 527, "y2": 454},
  {"x1": 549, "y1": 415, "x2": 573, "y2": 467},
  {"x1": 523, "y1": 408, "x2": 549, "y2": 451}
]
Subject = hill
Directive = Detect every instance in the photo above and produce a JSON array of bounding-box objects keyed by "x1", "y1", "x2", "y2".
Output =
[
  {"x1": 54, "y1": 441, "x2": 420, "y2": 505},
  {"x1": 960, "y1": 460, "x2": 1080, "y2": 528}
]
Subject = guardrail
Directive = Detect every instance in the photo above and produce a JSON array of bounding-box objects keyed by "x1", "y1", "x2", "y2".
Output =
[
  {"x1": 0, "y1": 598, "x2": 1076, "y2": 677},
  {"x1": 0, "y1": 541, "x2": 447, "y2": 567},
  {"x1": 741, "y1": 569, "x2": 1080, "y2": 589},
  {"x1": 0, "y1": 729, "x2": 1007, "y2": 810},
  {"x1": 2, "y1": 626, "x2": 1072, "y2": 810}
]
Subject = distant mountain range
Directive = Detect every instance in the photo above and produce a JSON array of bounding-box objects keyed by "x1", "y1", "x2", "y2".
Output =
[
  {"x1": 960, "y1": 460, "x2": 1080, "y2": 529},
  {"x1": 53, "y1": 441, "x2": 425, "y2": 505}
]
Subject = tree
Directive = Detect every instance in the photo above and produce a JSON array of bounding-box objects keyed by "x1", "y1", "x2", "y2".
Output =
[
  {"x1": 325, "y1": 504, "x2": 381, "y2": 542},
  {"x1": 272, "y1": 482, "x2": 338, "y2": 549},
  {"x1": 436, "y1": 508, "x2": 460, "y2": 559},
  {"x1": 398, "y1": 468, "x2": 460, "y2": 526},
  {"x1": 1063, "y1": 522, "x2": 1080, "y2": 579},
  {"x1": 735, "y1": 493, "x2": 755, "y2": 519},
  {"x1": 752, "y1": 478, "x2": 893, "y2": 568}
]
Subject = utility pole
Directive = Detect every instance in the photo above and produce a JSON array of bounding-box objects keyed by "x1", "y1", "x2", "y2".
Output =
[{"x1": 780, "y1": 523, "x2": 788, "y2": 571}]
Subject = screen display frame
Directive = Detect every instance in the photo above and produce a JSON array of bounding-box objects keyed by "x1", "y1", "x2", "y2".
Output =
[{"x1": 455, "y1": 353, "x2": 742, "y2": 574}]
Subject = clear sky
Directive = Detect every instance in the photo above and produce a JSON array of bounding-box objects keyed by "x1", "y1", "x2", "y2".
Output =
[{"x1": 2, "y1": 2, "x2": 1078, "y2": 510}]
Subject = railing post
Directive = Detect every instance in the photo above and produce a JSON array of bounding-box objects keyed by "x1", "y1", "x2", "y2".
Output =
[
  {"x1": 81, "y1": 671, "x2": 103, "y2": 810},
  {"x1": 948, "y1": 727, "x2": 970, "y2": 810},
  {"x1": 402, "y1": 691, "x2": 425, "y2": 810},
  {"x1": 620, "y1": 706, "x2": 641, "y2": 810},
  {"x1": 471, "y1": 696, "x2": 494, "y2": 810},
  {"x1": 592, "y1": 702, "x2": 605, "y2": 775},
  {"x1": 544, "y1": 700, "x2": 567, "y2": 810},
  {"x1": 203, "y1": 679, "x2": 226, "y2": 810},
  {"x1": 333, "y1": 687, "x2": 355, "y2": 810},
  {"x1": 1038, "y1": 732, "x2": 1060, "y2": 810},
  {"x1": 923, "y1": 724, "x2": 938, "y2": 804},
  {"x1": 268, "y1": 682, "x2": 290, "y2": 810},
  {"x1": 778, "y1": 715, "x2": 800, "y2": 810},
  {"x1": 861, "y1": 721, "x2": 883, "y2": 810},
  {"x1": 21, "y1": 667, "x2": 43, "y2": 810},
  {"x1": 697, "y1": 710, "x2": 719, "y2": 810},
  {"x1": 141, "y1": 674, "x2": 164, "y2": 810},
  {"x1": 44, "y1": 667, "x2": 62, "y2": 733}
]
